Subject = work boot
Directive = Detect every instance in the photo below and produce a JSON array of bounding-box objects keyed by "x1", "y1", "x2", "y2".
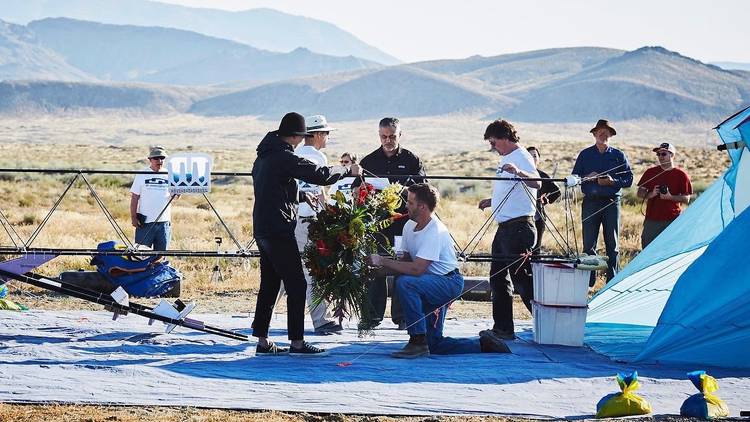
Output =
[
  {"x1": 480, "y1": 331, "x2": 512, "y2": 353},
  {"x1": 391, "y1": 334, "x2": 429, "y2": 359},
  {"x1": 479, "y1": 327, "x2": 515, "y2": 340}
]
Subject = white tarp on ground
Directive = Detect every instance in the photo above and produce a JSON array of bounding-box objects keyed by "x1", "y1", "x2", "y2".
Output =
[{"x1": 1, "y1": 310, "x2": 749, "y2": 417}]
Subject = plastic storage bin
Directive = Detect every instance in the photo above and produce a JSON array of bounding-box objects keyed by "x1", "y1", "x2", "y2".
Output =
[
  {"x1": 532, "y1": 302, "x2": 587, "y2": 346},
  {"x1": 532, "y1": 262, "x2": 590, "y2": 306}
]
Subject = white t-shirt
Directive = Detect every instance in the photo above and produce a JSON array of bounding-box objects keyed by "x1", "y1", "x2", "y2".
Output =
[
  {"x1": 491, "y1": 147, "x2": 539, "y2": 223},
  {"x1": 295, "y1": 145, "x2": 327, "y2": 217},
  {"x1": 401, "y1": 217, "x2": 458, "y2": 276},
  {"x1": 130, "y1": 167, "x2": 171, "y2": 223}
]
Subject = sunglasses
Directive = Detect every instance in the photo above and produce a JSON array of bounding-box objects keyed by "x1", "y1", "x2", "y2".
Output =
[
  {"x1": 150, "y1": 156, "x2": 165, "y2": 161},
  {"x1": 656, "y1": 152, "x2": 670, "y2": 157},
  {"x1": 340, "y1": 160, "x2": 351, "y2": 164}
]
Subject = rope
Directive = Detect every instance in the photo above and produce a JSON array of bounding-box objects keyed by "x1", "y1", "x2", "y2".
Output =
[
  {"x1": 0, "y1": 208, "x2": 22, "y2": 248},
  {"x1": 80, "y1": 173, "x2": 134, "y2": 249},
  {"x1": 201, "y1": 193, "x2": 244, "y2": 251},
  {"x1": 25, "y1": 173, "x2": 80, "y2": 248}
]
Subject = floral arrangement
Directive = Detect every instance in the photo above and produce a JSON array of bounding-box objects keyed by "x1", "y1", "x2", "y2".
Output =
[{"x1": 302, "y1": 182, "x2": 406, "y2": 330}]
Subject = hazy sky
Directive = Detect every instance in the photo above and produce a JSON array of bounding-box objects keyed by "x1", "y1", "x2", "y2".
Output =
[{"x1": 158, "y1": 0, "x2": 748, "y2": 63}]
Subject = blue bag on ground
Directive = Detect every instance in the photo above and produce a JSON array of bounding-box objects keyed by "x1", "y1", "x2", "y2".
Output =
[
  {"x1": 595, "y1": 371, "x2": 652, "y2": 418},
  {"x1": 680, "y1": 370, "x2": 729, "y2": 418},
  {"x1": 91, "y1": 241, "x2": 181, "y2": 297}
]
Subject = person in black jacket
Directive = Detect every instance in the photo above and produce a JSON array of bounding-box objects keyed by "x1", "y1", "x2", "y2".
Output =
[
  {"x1": 358, "y1": 117, "x2": 426, "y2": 329},
  {"x1": 251, "y1": 112, "x2": 358, "y2": 356},
  {"x1": 527, "y1": 146, "x2": 561, "y2": 253}
]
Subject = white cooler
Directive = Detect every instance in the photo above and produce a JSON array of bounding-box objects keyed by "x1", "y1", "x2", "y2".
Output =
[
  {"x1": 532, "y1": 262, "x2": 589, "y2": 306},
  {"x1": 531, "y1": 262, "x2": 590, "y2": 346},
  {"x1": 532, "y1": 302, "x2": 587, "y2": 346}
]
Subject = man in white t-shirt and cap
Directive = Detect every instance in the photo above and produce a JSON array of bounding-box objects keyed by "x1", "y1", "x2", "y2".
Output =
[
  {"x1": 368, "y1": 183, "x2": 510, "y2": 358},
  {"x1": 130, "y1": 146, "x2": 174, "y2": 251},
  {"x1": 276, "y1": 115, "x2": 342, "y2": 335},
  {"x1": 477, "y1": 119, "x2": 540, "y2": 342}
]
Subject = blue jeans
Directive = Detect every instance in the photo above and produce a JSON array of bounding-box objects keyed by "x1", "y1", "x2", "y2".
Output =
[
  {"x1": 135, "y1": 222, "x2": 171, "y2": 251},
  {"x1": 582, "y1": 197, "x2": 620, "y2": 283},
  {"x1": 396, "y1": 271, "x2": 480, "y2": 355}
]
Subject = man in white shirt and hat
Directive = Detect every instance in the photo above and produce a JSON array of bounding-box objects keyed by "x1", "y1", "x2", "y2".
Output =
[
  {"x1": 276, "y1": 115, "x2": 343, "y2": 334},
  {"x1": 130, "y1": 146, "x2": 174, "y2": 250}
]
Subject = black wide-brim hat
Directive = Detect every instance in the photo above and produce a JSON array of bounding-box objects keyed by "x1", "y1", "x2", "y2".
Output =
[
  {"x1": 589, "y1": 119, "x2": 616, "y2": 136},
  {"x1": 278, "y1": 112, "x2": 310, "y2": 137}
]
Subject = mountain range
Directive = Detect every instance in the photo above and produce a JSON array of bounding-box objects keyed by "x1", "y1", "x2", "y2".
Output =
[
  {"x1": 0, "y1": 3, "x2": 748, "y2": 123},
  {"x1": 0, "y1": 19, "x2": 93, "y2": 82},
  {"x1": 0, "y1": 0, "x2": 399, "y2": 65},
  {"x1": 191, "y1": 47, "x2": 750, "y2": 122},
  {"x1": 25, "y1": 18, "x2": 381, "y2": 86}
]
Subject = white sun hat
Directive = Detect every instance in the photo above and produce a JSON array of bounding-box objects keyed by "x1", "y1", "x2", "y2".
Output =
[{"x1": 305, "y1": 115, "x2": 337, "y2": 132}]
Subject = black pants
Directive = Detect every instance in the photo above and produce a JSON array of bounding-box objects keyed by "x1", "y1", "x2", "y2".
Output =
[
  {"x1": 489, "y1": 218, "x2": 536, "y2": 334},
  {"x1": 252, "y1": 234, "x2": 307, "y2": 341},
  {"x1": 533, "y1": 217, "x2": 545, "y2": 254},
  {"x1": 367, "y1": 276, "x2": 403, "y2": 324},
  {"x1": 367, "y1": 219, "x2": 406, "y2": 324}
]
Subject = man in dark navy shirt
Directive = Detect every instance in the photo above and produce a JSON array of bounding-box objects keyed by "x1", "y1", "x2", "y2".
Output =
[
  {"x1": 359, "y1": 117, "x2": 426, "y2": 328},
  {"x1": 572, "y1": 119, "x2": 633, "y2": 286}
]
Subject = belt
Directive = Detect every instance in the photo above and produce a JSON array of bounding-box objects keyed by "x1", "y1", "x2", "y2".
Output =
[
  {"x1": 498, "y1": 215, "x2": 533, "y2": 226},
  {"x1": 444, "y1": 268, "x2": 460, "y2": 277}
]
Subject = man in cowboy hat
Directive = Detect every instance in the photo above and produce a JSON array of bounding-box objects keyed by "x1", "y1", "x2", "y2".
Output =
[
  {"x1": 572, "y1": 119, "x2": 633, "y2": 286},
  {"x1": 636, "y1": 142, "x2": 692, "y2": 248},
  {"x1": 251, "y1": 112, "x2": 359, "y2": 356},
  {"x1": 130, "y1": 145, "x2": 174, "y2": 251},
  {"x1": 275, "y1": 114, "x2": 343, "y2": 335}
]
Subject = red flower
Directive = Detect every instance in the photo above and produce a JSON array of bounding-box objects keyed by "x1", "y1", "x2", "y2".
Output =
[
  {"x1": 316, "y1": 239, "x2": 332, "y2": 257},
  {"x1": 357, "y1": 184, "x2": 369, "y2": 205}
]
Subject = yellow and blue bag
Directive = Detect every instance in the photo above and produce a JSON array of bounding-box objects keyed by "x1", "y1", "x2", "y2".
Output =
[
  {"x1": 595, "y1": 371, "x2": 652, "y2": 418},
  {"x1": 680, "y1": 370, "x2": 729, "y2": 418}
]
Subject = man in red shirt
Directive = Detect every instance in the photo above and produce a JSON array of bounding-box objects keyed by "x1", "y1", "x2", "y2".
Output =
[{"x1": 636, "y1": 142, "x2": 693, "y2": 248}]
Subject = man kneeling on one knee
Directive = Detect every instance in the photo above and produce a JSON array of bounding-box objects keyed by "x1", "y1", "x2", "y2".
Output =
[{"x1": 368, "y1": 183, "x2": 510, "y2": 358}]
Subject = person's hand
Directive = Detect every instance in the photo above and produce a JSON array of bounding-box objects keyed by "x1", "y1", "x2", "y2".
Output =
[
  {"x1": 131, "y1": 216, "x2": 141, "y2": 228},
  {"x1": 368, "y1": 254, "x2": 383, "y2": 266},
  {"x1": 350, "y1": 163, "x2": 360, "y2": 176},
  {"x1": 501, "y1": 163, "x2": 519, "y2": 175},
  {"x1": 597, "y1": 174, "x2": 615, "y2": 186},
  {"x1": 659, "y1": 187, "x2": 672, "y2": 200},
  {"x1": 586, "y1": 172, "x2": 599, "y2": 179},
  {"x1": 478, "y1": 198, "x2": 491, "y2": 210},
  {"x1": 303, "y1": 192, "x2": 318, "y2": 209},
  {"x1": 648, "y1": 186, "x2": 660, "y2": 199},
  {"x1": 539, "y1": 193, "x2": 550, "y2": 205}
]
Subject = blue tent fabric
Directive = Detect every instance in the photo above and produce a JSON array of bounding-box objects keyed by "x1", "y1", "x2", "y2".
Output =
[
  {"x1": 586, "y1": 106, "x2": 750, "y2": 369},
  {"x1": 635, "y1": 205, "x2": 750, "y2": 367}
]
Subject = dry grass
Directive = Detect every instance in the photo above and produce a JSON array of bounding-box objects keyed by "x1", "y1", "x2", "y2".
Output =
[
  {"x1": 0, "y1": 114, "x2": 732, "y2": 420},
  {"x1": 0, "y1": 114, "x2": 729, "y2": 309}
]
